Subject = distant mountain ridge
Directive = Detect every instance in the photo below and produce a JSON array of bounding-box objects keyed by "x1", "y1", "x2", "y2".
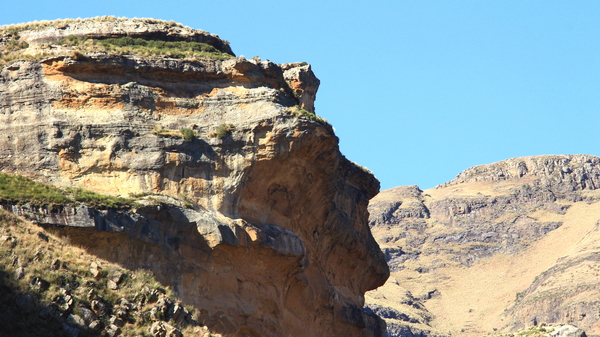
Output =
[
  {"x1": 367, "y1": 154, "x2": 600, "y2": 337},
  {"x1": 439, "y1": 154, "x2": 600, "y2": 191}
]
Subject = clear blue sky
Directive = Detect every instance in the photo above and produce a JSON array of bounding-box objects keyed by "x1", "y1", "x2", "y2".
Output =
[{"x1": 3, "y1": 1, "x2": 599, "y2": 190}]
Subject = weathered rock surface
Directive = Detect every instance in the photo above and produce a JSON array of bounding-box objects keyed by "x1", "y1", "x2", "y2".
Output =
[
  {"x1": 367, "y1": 155, "x2": 600, "y2": 337},
  {"x1": 0, "y1": 18, "x2": 388, "y2": 337},
  {"x1": 16, "y1": 18, "x2": 234, "y2": 55},
  {"x1": 439, "y1": 155, "x2": 600, "y2": 192}
]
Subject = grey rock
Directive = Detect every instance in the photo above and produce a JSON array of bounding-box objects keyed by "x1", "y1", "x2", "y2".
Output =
[
  {"x1": 67, "y1": 314, "x2": 86, "y2": 328},
  {"x1": 91, "y1": 299, "x2": 111, "y2": 317},
  {"x1": 10, "y1": 254, "x2": 18, "y2": 266},
  {"x1": 109, "y1": 270, "x2": 125, "y2": 284},
  {"x1": 50, "y1": 258, "x2": 61, "y2": 270},
  {"x1": 88, "y1": 320, "x2": 103, "y2": 330},
  {"x1": 32, "y1": 250, "x2": 42, "y2": 261},
  {"x1": 78, "y1": 307, "x2": 97, "y2": 325},
  {"x1": 14, "y1": 266, "x2": 24, "y2": 280},
  {"x1": 105, "y1": 324, "x2": 121, "y2": 337},
  {"x1": 39, "y1": 304, "x2": 60, "y2": 320},
  {"x1": 58, "y1": 294, "x2": 74, "y2": 312},
  {"x1": 15, "y1": 293, "x2": 35, "y2": 312},
  {"x1": 109, "y1": 315, "x2": 124, "y2": 327},
  {"x1": 113, "y1": 305, "x2": 128, "y2": 320},
  {"x1": 150, "y1": 307, "x2": 161, "y2": 321},
  {"x1": 107, "y1": 279, "x2": 118, "y2": 290},
  {"x1": 30, "y1": 276, "x2": 50, "y2": 291},
  {"x1": 514, "y1": 324, "x2": 589, "y2": 337},
  {"x1": 168, "y1": 303, "x2": 188, "y2": 326},
  {"x1": 61, "y1": 323, "x2": 80, "y2": 337},
  {"x1": 146, "y1": 289, "x2": 160, "y2": 304},
  {"x1": 150, "y1": 321, "x2": 182, "y2": 337},
  {"x1": 90, "y1": 262, "x2": 101, "y2": 278},
  {"x1": 87, "y1": 289, "x2": 98, "y2": 301}
]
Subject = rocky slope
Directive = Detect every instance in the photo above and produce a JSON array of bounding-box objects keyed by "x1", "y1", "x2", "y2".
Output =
[
  {"x1": 0, "y1": 207, "x2": 216, "y2": 337},
  {"x1": 0, "y1": 17, "x2": 389, "y2": 337},
  {"x1": 367, "y1": 154, "x2": 600, "y2": 337}
]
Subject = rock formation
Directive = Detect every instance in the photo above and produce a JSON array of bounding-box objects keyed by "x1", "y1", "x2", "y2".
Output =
[
  {"x1": 367, "y1": 155, "x2": 600, "y2": 337},
  {"x1": 0, "y1": 17, "x2": 389, "y2": 337}
]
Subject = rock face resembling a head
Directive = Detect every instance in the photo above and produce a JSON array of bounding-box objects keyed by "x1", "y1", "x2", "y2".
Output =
[{"x1": 0, "y1": 17, "x2": 389, "y2": 337}]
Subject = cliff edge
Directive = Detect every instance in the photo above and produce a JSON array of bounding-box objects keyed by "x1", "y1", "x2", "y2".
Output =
[{"x1": 0, "y1": 17, "x2": 389, "y2": 337}]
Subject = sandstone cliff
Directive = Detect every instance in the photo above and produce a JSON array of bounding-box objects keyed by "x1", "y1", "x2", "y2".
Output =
[
  {"x1": 367, "y1": 155, "x2": 600, "y2": 337},
  {"x1": 0, "y1": 17, "x2": 389, "y2": 337}
]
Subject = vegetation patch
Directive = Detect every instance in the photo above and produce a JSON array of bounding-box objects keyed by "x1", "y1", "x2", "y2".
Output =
[
  {"x1": 179, "y1": 128, "x2": 195, "y2": 142},
  {"x1": 208, "y1": 123, "x2": 235, "y2": 139},
  {"x1": 152, "y1": 126, "x2": 198, "y2": 142},
  {"x1": 516, "y1": 327, "x2": 547, "y2": 335},
  {"x1": 65, "y1": 188, "x2": 139, "y2": 210},
  {"x1": 285, "y1": 105, "x2": 328, "y2": 124},
  {"x1": 56, "y1": 35, "x2": 233, "y2": 60},
  {"x1": 0, "y1": 174, "x2": 71, "y2": 206},
  {"x1": 0, "y1": 173, "x2": 138, "y2": 210},
  {"x1": 1, "y1": 16, "x2": 233, "y2": 68},
  {"x1": 0, "y1": 16, "x2": 170, "y2": 37},
  {"x1": 0, "y1": 51, "x2": 54, "y2": 68}
]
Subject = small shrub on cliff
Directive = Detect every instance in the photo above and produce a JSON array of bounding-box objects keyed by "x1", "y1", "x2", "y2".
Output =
[
  {"x1": 180, "y1": 128, "x2": 195, "y2": 142},
  {"x1": 70, "y1": 50, "x2": 87, "y2": 61},
  {"x1": 5, "y1": 38, "x2": 29, "y2": 52},
  {"x1": 285, "y1": 105, "x2": 328, "y2": 124},
  {"x1": 208, "y1": 123, "x2": 235, "y2": 139},
  {"x1": 291, "y1": 89, "x2": 301, "y2": 99}
]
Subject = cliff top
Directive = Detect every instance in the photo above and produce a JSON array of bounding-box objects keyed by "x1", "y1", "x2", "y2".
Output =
[
  {"x1": 0, "y1": 17, "x2": 385, "y2": 337},
  {"x1": 0, "y1": 16, "x2": 235, "y2": 66}
]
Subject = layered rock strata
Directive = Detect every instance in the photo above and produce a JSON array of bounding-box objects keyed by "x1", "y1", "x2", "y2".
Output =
[
  {"x1": 0, "y1": 18, "x2": 388, "y2": 337},
  {"x1": 367, "y1": 155, "x2": 600, "y2": 337}
]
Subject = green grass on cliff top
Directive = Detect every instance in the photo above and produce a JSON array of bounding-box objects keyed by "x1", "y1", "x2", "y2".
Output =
[
  {"x1": 0, "y1": 16, "x2": 233, "y2": 67},
  {"x1": 0, "y1": 173, "x2": 138, "y2": 209},
  {"x1": 285, "y1": 105, "x2": 328, "y2": 124},
  {"x1": 57, "y1": 35, "x2": 233, "y2": 60}
]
